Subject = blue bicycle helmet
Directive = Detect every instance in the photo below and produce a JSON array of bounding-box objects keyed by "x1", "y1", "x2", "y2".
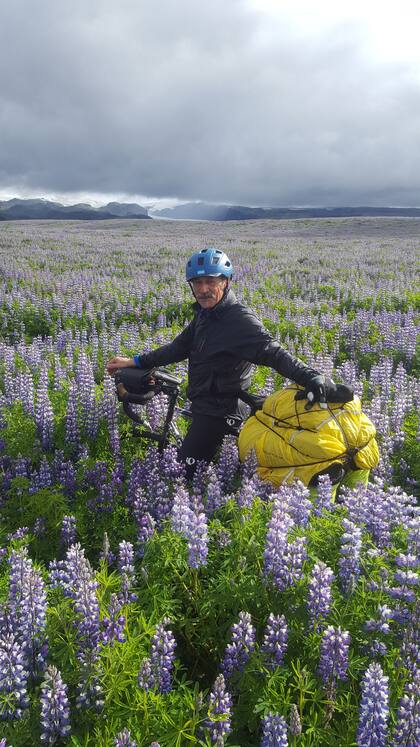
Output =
[{"x1": 186, "y1": 247, "x2": 233, "y2": 281}]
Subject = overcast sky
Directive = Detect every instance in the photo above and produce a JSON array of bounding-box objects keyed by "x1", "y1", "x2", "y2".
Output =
[{"x1": 1, "y1": 0, "x2": 420, "y2": 208}]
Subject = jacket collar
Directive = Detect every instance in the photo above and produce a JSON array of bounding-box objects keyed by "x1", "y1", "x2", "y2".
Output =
[{"x1": 192, "y1": 287, "x2": 237, "y2": 318}]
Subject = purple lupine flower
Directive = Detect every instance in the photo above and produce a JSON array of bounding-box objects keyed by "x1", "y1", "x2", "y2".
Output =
[
  {"x1": 84, "y1": 460, "x2": 108, "y2": 493},
  {"x1": 364, "y1": 639, "x2": 388, "y2": 658},
  {"x1": 59, "y1": 460, "x2": 77, "y2": 498},
  {"x1": 284, "y1": 536, "x2": 307, "y2": 587},
  {"x1": 314, "y1": 473, "x2": 334, "y2": 516},
  {"x1": 217, "y1": 436, "x2": 239, "y2": 493},
  {"x1": 240, "y1": 449, "x2": 258, "y2": 481},
  {"x1": 307, "y1": 561, "x2": 335, "y2": 631},
  {"x1": 7, "y1": 547, "x2": 30, "y2": 614},
  {"x1": 39, "y1": 665, "x2": 71, "y2": 743},
  {"x1": 137, "y1": 657, "x2": 155, "y2": 691},
  {"x1": 357, "y1": 662, "x2": 389, "y2": 747},
  {"x1": 117, "y1": 541, "x2": 137, "y2": 604},
  {"x1": 126, "y1": 461, "x2": 144, "y2": 507},
  {"x1": 157, "y1": 478, "x2": 176, "y2": 526},
  {"x1": 35, "y1": 365, "x2": 54, "y2": 450},
  {"x1": 33, "y1": 517, "x2": 46, "y2": 538},
  {"x1": 399, "y1": 600, "x2": 420, "y2": 675},
  {"x1": 171, "y1": 483, "x2": 192, "y2": 534},
  {"x1": 264, "y1": 498, "x2": 294, "y2": 590},
  {"x1": 131, "y1": 483, "x2": 147, "y2": 515},
  {"x1": 114, "y1": 728, "x2": 137, "y2": 747},
  {"x1": 0, "y1": 633, "x2": 29, "y2": 720},
  {"x1": 118, "y1": 541, "x2": 135, "y2": 577},
  {"x1": 191, "y1": 459, "x2": 210, "y2": 497},
  {"x1": 407, "y1": 515, "x2": 420, "y2": 561},
  {"x1": 65, "y1": 380, "x2": 80, "y2": 453},
  {"x1": 60, "y1": 515, "x2": 77, "y2": 550},
  {"x1": 363, "y1": 481, "x2": 393, "y2": 549},
  {"x1": 17, "y1": 369, "x2": 35, "y2": 418},
  {"x1": 138, "y1": 619, "x2": 176, "y2": 695},
  {"x1": 150, "y1": 620, "x2": 176, "y2": 694},
  {"x1": 100, "y1": 532, "x2": 115, "y2": 565},
  {"x1": 215, "y1": 529, "x2": 231, "y2": 549},
  {"x1": 135, "y1": 513, "x2": 155, "y2": 557},
  {"x1": 205, "y1": 674, "x2": 232, "y2": 744},
  {"x1": 262, "y1": 614, "x2": 288, "y2": 669},
  {"x1": 235, "y1": 474, "x2": 266, "y2": 510},
  {"x1": 186, "y1": 506, "x2": 208, "y2": 569},
  {"x1": 364, "y1": 605, "x2": 393, "y2": 635},
  {"x1": 388, "y1": 553, "x2": 420, "y2": 604},
  {"x1": 31, "y1": 457, "x2": 53, "y2": 493},
  {"x1": 101, "y1": 594, "x2": 126, "y2": 646},
  {"x1": 283, "y1": 481, "x2": 313, "y2": 527},
  {"x1": 318, "y1": 626, "x2": 350, "y2": 685},
  {"x1": 289, "y1": 704, "x2": 302, "y2": 736},
  {"x1": 7, "y1": 526, "x2": 29, "y2": 542},
  {"x1": 14, "y1": 457, "x2": 30, "y2": 479},
  {"x1": 134, "y1": 448, "x2": 161, "y2": 498},
  {"x1": 160, "y1": 444, "x2": 184, "y2": 482},
  {"x1": 49, "y1": 543, "x2": 101, "y2": 654},
  {"x1": 119, "y1": 572, "x2": 138, "y2": 606},
  {"x1": 15, "y1": 566, "x2": 48, "y2": 674},
  {"x1": 102, "y1": 374, "x2": 120, "y2": 453},
  {"x1": 339, "y1": 518, "x2": 362, "y2": 595},
  {"x1": 206, "y1": 466, "x2": 226, "y2": 514},
  {"x1": 342, "y1": 482, "x2": 370, "y2": 527},
  {"x1": 145, "y1": 391, "x2": 168, "y2": 432},
  {"x1": 75, "y1": 659, "x2": 104, "y2": 712},
  {"x1": 7, "y1": 548, "x2": 48, "y2": 675},
  {"x1": 261, "y1": 712, "x2": 288, "y2": 746},
  {"x1": 75, "y1": 351, "x2": 99, "y2": 439},
  {"x1": 221, "y1": 611, "x2": 256, "y2": 680},
  {"x1": 391, "y1": 666, "x2": 420, "y2": 747}
]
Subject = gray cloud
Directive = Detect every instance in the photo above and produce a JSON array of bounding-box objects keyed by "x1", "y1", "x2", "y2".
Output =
[{"x1": 1, "y1": 0, "x2": 420, "y2": 206}]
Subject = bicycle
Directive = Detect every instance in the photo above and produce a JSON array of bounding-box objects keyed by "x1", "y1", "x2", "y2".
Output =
[{"x1": 114, "y1": 366, "x2": 265, "y2": 452}]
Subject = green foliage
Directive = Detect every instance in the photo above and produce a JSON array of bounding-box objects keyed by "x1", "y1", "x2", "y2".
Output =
[
  {"x1": 1, "y1": 401, "x2": 38, "y2": 459},
  {"x1": 394, "y1": 410, "x2": 420, "y2": 492},
  {"x1": 1, "y1": 479, "x2": 68, "y2": 560}
]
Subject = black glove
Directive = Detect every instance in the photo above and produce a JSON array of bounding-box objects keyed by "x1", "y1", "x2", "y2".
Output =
[{"x1": 295, "y1": 374, "x2": 327, "y2": 410}]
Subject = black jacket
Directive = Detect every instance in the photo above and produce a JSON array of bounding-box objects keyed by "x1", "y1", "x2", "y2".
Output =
[{"x1": 138, "y1": 289, "x2": 321, "y2": 416}]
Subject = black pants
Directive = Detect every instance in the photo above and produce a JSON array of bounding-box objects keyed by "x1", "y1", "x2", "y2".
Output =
[{"x1": 178, "y1": 414, "x2": 234, "y2": 480}]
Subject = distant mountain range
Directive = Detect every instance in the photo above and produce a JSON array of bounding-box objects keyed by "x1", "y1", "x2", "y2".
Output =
[
  {"x1": 0, "y1": 199, "x2": 150, "y2": 221},
  {"x1": 151, "y1": 202, "x2": 420, "y2": 221},
  {"x1": 2, "y1": 198, "x2": 420, "y2": 222}
]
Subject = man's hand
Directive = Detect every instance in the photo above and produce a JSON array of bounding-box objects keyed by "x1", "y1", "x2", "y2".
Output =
[
  {"x1": 106, "y1": 356, "x2": 135, "y2": 376},
  {"x1": 295, "y1": 375, "x2": 327, "y2": 410}
]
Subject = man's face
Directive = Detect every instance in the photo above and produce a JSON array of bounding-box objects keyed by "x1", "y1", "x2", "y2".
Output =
[{"x1": 189, "y1": 275, "x2": 228, "y2": 309}]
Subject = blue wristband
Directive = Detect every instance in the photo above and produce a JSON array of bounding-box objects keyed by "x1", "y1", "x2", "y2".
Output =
[{"x1": 133, "y1": 354, "x2": 142, "y2": 367}]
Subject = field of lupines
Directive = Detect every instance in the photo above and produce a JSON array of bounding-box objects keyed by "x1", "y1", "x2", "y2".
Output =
[{"x1": 0, "y1": 217, "x2": 419, "y2": 747}]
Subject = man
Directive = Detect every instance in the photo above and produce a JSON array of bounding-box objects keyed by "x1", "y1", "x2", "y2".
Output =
[{"x1": 107, "y1": 247, "x2": 326, "y2": 477}]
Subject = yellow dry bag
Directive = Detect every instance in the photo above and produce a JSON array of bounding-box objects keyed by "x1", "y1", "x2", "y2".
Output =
[{"x1": 238, "y1": 385, "x2": 379, "y2": 488}]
